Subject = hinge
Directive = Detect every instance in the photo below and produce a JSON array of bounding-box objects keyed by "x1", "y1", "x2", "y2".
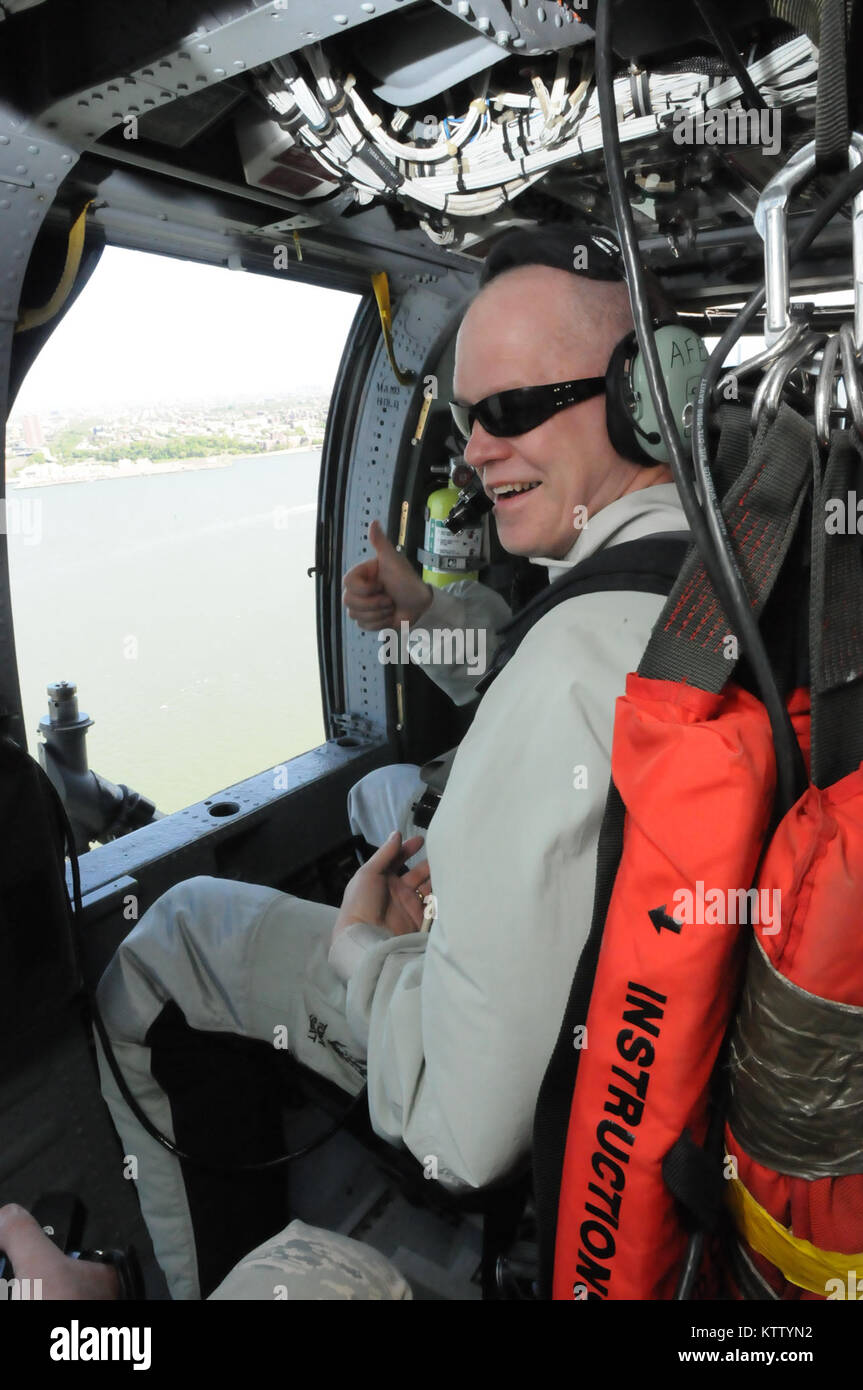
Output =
[{"x1": 331, "y1": 712, "x2": 377, "y2": 742}]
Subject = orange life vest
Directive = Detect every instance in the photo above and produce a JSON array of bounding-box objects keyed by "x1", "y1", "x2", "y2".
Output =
[
  {"x1": 533, "y1": 403, "x2": 850, "y2": 1301},
  {"x1": 552, "y1": 675, "x2": 775, "y2": 1300}
]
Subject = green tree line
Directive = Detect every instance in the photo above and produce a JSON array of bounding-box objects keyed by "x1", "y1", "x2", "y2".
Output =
[{"x1": 54, "y1": 433, "x2": 254, "y2": 462}]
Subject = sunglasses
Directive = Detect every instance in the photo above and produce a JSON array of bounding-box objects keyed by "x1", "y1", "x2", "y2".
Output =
[{"x1": 450, "y1": 377, "x2": 606, "y2": 441}]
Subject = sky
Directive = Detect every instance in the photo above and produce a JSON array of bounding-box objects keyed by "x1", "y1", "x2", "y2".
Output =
[
  {"x1": 10, "y1": 252, "x2": 853, "y2": 419},
  {"x1": 9, "y1": 245, "x2": 362, "y2": 417}
]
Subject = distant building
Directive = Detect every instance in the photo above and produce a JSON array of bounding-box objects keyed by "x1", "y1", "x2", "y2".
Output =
[{"x1": 22, "y1": 415, "x2": 44, "y2": 449}]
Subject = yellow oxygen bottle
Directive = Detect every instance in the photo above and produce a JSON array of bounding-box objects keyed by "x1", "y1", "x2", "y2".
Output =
[{"x1": 421, "y1": 483, "x2": 482, "y2": 587}]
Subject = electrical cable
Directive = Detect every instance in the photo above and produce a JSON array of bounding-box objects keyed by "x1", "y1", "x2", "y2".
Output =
[
  {"x1": 690, "y1": 153, "x2": 863, "y2": 794},
  {"x1": 596, "y1": 0, "x2": 808, "y2": 819},
  {"x1": 597, "y1": 0, "x2": 863, "y2": 1299},
  {"x1": 670, "y1": 161, "x2": 863, "y2": 1298},
  {"x1": 694, "y1": 0, "x2": 767, "y2": 111},
  {"x1": 257, "y1": 36, "x2": 818, "y2": 231}
]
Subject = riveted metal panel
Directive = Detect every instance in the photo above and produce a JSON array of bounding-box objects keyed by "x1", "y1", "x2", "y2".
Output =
[
  {"x1": 428, "y1": 0, "x2": 593, "y2": 56},
  {"x1": 340, "y1": 281, "x2": 456, "y2": 735},
  {"x1": 33, "y1": 0, "x2": 417, "y2": 147},
  {"x1": 0, "y1": 103, "x2": 82, "y2": 740}
]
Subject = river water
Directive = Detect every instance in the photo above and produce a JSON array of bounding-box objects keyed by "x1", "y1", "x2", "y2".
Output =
[{"x1": 7, "y1": 449, "x2": 325, "y2": 815}]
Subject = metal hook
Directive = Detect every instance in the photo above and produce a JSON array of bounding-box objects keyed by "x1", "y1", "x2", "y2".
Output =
[
  {"x1": 814, "y1": 333, "x2": 842, "y2": 450},
  {"x1": 717, "y1": 320, "x2": 806, "y2": 394},
  {"x1": 754, "y1": 135, "x2": 863, "y2": 349},
  {"x1": 751, "y1": 329, "x2": 826, "y2": 430},
  {"x1": 838, "y1": 321, "x2": 863, "y2": 434}
]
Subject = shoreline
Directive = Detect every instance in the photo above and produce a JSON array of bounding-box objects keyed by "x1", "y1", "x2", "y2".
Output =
[{"x1": 7, "y1": 446, "x2": 320, "y2": 489}]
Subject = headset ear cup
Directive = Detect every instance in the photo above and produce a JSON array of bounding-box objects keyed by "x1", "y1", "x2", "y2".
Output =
[{"x1": 605, "y1": 330, "x2": 652, "y2": 465}]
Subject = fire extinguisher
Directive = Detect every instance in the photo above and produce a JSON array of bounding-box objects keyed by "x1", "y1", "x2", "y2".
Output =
[{"x1": 419, "y1": 466, "x2": 486, "y2": 587}]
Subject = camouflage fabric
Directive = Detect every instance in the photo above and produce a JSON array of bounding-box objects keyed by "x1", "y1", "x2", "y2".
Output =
[{"x1": 208, "y1": 1220, "x2": 412, "y2": 1301}]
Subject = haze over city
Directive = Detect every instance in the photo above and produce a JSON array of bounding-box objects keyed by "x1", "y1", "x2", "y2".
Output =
[
  {"x1": 9, "y1": 244, "x2": 360, "y2": 415},
  {"x1": 7, "y1": 245, "x2": 361, "y2": 486}
]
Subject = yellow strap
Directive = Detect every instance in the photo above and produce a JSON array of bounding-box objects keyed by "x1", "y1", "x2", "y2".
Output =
[
  {"x1": 371, "y1": 271, "x2": 414, "y2": 386},
  {"x1": 15, "y1": 199, "x2": 93, "y2": 334},
  {"x1": 727, "y1": 1176, "x2": 863, "y2": 1296}
]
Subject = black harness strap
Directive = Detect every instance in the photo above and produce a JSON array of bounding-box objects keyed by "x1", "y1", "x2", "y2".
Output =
[
  {"x1": 810, "y1": 426, "x2": 863, "y2": 787},
  {"x1": 533, "y1": 777, "x2": 627, "y2": 1299},
  {"x1": 815, "y1": 0, "x2": 850, "y2": 176},
  {"x1": 711, "y1": 399, "x2": 756, "y2": 501},
  {"x1": 413, "y1": 533, "x2": 691, "y2": 831},
  {"x1": 475, "y1": 532, "x2": 693, "y2": 698},
  {"x1": 640, "y1": 404, "x2": 814, "y2": 693}
]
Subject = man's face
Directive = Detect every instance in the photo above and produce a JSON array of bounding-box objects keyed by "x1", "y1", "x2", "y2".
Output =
[{"x1": 452, "y1": 265, "x2": 647, "y2": 560}]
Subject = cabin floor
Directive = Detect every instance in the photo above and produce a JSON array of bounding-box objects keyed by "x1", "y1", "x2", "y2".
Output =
[
  {"x1": 285, "y1": 1106, "x2": 485, "y2": 1302},
  {"x1": 2, "y1": 1010, "x2": 488, "y2": 1303},
  {"x1": 127, "y1": 1083, "x2": 488, "y2": 1301}
]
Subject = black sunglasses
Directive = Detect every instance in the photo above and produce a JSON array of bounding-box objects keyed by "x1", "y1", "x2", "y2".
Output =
[{"x1": 450, "y1": 377, "x2": 606, "y2": 441}]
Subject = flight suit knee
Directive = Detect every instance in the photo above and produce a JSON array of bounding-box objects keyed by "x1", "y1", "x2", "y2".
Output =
[{"x1": 96, "y1": 874, "x2": 290, "y2": 1042}]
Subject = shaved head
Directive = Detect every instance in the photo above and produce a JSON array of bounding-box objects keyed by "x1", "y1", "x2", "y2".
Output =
[
  {"x1": 457, "y1": 263, "x2": 635, "y2": 390},
  {"x1": 482, "y1": 265, "x2": 636, "y2": 371}
]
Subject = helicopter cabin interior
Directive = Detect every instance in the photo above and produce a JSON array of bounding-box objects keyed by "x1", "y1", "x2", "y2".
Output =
[{"x1": 0, "y1": 0, "x2": 857, "y2": 1300}]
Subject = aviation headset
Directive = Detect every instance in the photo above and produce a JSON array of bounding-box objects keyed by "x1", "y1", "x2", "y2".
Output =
[{"x1": 478, "y1": 223, "x2": 708, "y2": 466}]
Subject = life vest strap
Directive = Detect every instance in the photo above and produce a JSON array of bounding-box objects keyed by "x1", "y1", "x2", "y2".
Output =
[
  {"x1": 726, "y1": 1177, "x2": 863, "y2": 1296},
  {"x1": 662, "y1": 1127, "x2": 725, "y2": 1233}
]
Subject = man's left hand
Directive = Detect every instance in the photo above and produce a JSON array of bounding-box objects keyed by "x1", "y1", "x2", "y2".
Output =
[{"x1": 334, "y1": 831, "x2": 431, "y2": 940}]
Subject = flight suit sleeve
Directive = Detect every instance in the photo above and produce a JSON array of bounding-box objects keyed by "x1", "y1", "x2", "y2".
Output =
[
  {"x1": 328, "y1": 590, "x2": 667, "y2": 1191},
  {"x1": 405, "y1": 579, "x2": 512, "y2": 706}
]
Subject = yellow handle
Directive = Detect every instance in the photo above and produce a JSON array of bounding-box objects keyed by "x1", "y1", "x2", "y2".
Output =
[
  {"x1": 16, "y1": 199, "x2": 93, "y2": 334},
  {"x1": 371, "y1": 271, "x2": 415, "y2": 386}
]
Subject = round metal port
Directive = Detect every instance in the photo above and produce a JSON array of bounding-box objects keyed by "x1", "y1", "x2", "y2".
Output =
[{"x1": 208, "y1": 801, "x2": 241, "y2": 817}]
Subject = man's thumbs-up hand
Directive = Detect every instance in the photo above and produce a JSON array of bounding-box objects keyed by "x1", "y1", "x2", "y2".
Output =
[{"x1": 343, "y1": 519, "x2": 433, "y2": 631}]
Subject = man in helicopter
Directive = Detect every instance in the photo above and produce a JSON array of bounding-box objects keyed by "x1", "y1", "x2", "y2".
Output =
[{"x1": 83, "y1": 224, "x2": 689, "y2": 1300}]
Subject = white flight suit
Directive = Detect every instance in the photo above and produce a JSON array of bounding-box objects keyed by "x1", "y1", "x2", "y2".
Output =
[{"x1": 96, "y1": 482, "x2": 687, "y2": 1299}]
